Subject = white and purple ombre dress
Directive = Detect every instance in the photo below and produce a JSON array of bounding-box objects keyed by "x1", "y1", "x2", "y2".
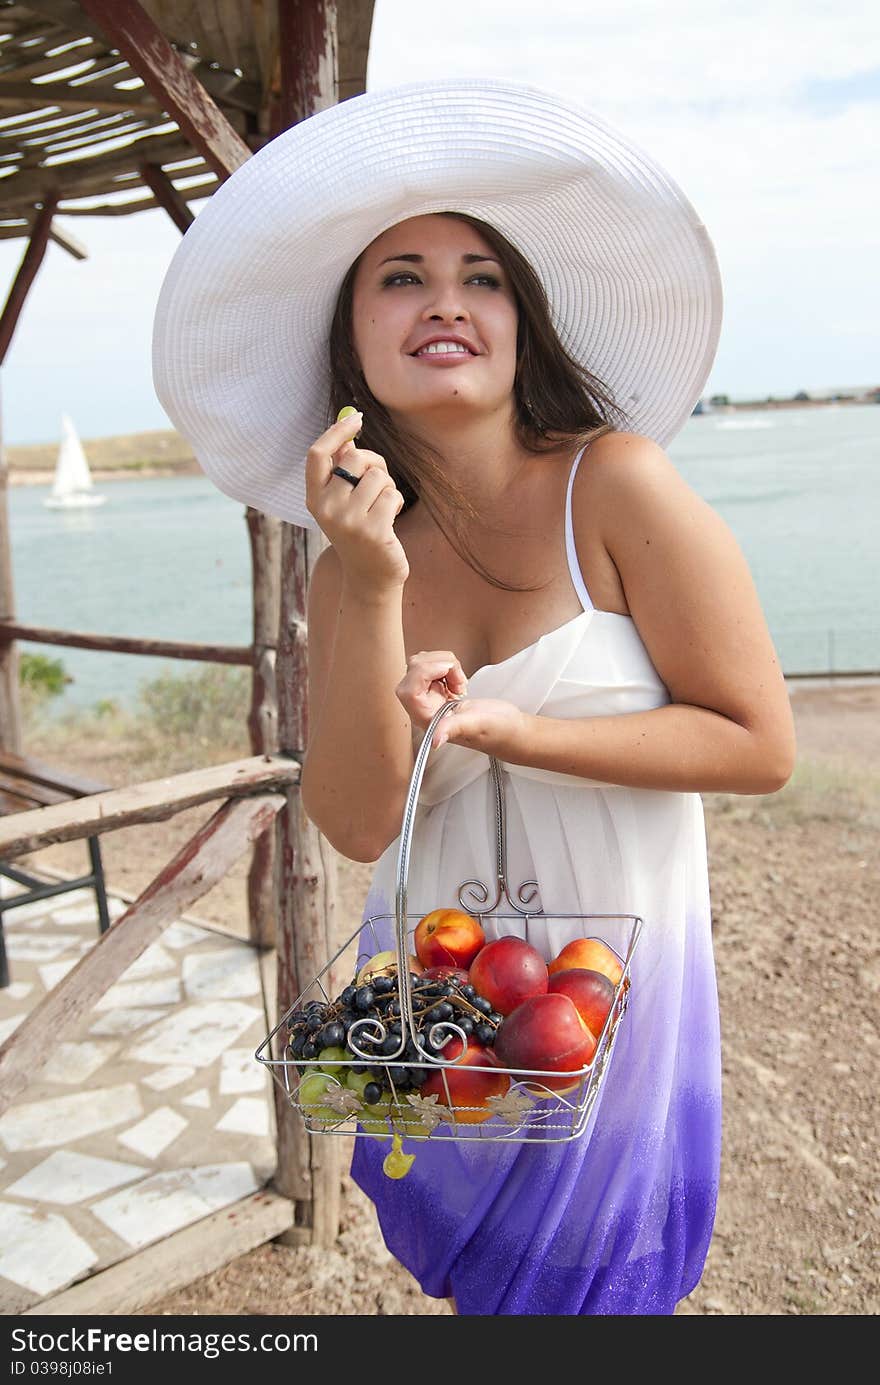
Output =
[{"x1": 350, "y1": 443, "x2": 721, "y2": 1316}]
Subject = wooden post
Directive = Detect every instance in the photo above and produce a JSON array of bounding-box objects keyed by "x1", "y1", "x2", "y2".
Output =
[
  {"x1": 245, "y1": 507, "x2": 281, "y2": 949},
  {"x1": 271, "y1": 0, "x2": 342, "y2": 1247},
  {"x1": 0, "y1": 383, "x2": 22, "y2": 754}
]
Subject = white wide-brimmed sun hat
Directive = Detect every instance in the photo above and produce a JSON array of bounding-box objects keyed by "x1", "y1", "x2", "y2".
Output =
[{"x1": 152, "y1": 77, "x2": 722, "y2": 529}]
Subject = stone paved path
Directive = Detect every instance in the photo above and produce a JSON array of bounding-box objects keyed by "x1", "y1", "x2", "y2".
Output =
[{"x1": 0, "y1": 876, "x2": 276, "y2": 1312}]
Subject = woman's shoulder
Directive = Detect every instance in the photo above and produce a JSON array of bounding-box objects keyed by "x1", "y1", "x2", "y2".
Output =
[{"x1": 578, "y1": 429, "x2": 693, "y2": 519}]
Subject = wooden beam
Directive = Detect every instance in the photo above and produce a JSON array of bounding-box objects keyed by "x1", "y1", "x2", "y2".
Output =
[
  {"x1": 0, "y1": 754, "x2": 300, "y2": 859},
  {"x1": 75, "y1": 0, "x2": 251, "y2": 178},
  {"x1": 138, "y1": 159, "x2": 194, "y2": 233},
  {"x1": 0, "y1": 792, "x2": 286, "y2": 1118},
  {"x1": 48, "y1": 224, "x2": 88, "y2": 260},
  {"x1": 0, "y1": 197, "x2": 57, "y2": 367},
  {"x1": 21, "y1": 1191, "x2": 294, "y2": 1316},
  {"x1": 0, "y1": 620, "x2": 253, "y2": 664}
]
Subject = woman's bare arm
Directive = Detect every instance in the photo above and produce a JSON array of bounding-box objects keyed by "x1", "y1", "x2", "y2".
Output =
[{"x1": 300, "y1": 543, "x2": 414, "y2": 861}]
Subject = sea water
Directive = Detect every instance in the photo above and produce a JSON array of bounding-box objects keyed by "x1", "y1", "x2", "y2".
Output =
[{"x1": 6, "y1": 404, "x2": 879, "y2": 715}]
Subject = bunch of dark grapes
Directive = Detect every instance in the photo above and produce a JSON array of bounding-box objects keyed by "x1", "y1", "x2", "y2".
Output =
[{"x1": 284, "y1": 971, "x2": 503, "y2": 1102}]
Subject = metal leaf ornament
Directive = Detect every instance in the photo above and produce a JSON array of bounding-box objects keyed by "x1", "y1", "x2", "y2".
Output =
[
  {"x1": 485, "y1": 1090, "x2": 537, "y2": 1125},
  {"x1": 404, "y1": 1091, "x2": 454, "y2": 1131},
  {"x1": 323, "y1": 1087, "x2": 363, "y2": 1116}
]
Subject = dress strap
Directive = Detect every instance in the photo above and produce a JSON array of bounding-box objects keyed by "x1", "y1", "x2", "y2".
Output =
[{"x1": 564, "y1": 443, "x2": 594, "y2": 614}]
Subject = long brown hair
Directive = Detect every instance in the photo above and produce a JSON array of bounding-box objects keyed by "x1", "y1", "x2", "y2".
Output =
[{"x1": 327, "y1": 212, "x2": 625, "y2": 592}]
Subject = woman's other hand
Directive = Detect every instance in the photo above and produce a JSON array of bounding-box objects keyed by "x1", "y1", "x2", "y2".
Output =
[
  {"x1": 305, "y1": 411, "x2": 410, "y2": 592},
  {"x1": 394, "y1": 652, "x2": 526, "y2": 756}
]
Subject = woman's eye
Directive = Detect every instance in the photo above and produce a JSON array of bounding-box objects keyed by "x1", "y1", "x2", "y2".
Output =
[{"x1": 382, "y1": 272, "x2": 501, "y2": 288}]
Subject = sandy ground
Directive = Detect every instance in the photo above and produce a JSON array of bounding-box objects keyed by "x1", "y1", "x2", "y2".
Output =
[{"x1": 15, "y1": 680, "x2": 880, "y2": 1316}]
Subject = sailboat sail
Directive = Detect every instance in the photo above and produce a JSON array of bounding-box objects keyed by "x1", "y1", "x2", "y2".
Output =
[{"x1": 45, "y1": 415, "x2": 106, "y2": 509}]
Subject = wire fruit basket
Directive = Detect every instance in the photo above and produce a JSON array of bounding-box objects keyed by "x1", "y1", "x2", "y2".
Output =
[{"x1": 256, "y1": 697, "x2": 643, "y2": 1159}]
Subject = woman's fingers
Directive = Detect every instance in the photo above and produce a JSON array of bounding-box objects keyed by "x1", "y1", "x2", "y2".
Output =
[{"x1": 398, "y1": 653, "x2": 469, "y2": 703}]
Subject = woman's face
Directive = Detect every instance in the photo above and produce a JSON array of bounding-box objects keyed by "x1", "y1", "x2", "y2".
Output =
[{"x1": 350, "y1": 214, "x2": 520, "y2": 423}]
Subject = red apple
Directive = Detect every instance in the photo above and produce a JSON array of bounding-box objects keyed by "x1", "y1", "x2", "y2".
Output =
[
  {"x1": 468, "y1": 936, "x2": 549, "y2": 1016},
  {"x1": 548, "y1": 937, "x2": 624, "y2": 988},
  {"x1": 548, "y1": 968, "x2": 615, "y2": 1039},
  {"x1": 414, "y1": 908, "x2": 485, "y2": 971},
  {"x1": 420, "y1": 1037, "x2": 510, "y2": 1124},
  {"x1": 494, "y1": 992, "x2": 597, "y2": 1094}
]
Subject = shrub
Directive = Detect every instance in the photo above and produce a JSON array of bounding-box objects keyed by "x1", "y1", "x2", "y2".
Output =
[
  {"x1": 19, "y1": 651, "x2": 71, "y2": 700},
  {"x1": 133, "y1": 662, "x2": 252, "y2": 772}
]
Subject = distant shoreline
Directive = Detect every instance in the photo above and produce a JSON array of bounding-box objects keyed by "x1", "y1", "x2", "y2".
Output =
[
  {"x1": 4, "y1": 398, "x2": 877, "y2": 487},
  {"x1": 6, "y1": 466, "x2": 200, "y2": 487}
]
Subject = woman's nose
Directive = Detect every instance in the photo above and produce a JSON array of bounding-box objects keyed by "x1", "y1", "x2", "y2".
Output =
[{"x1": 421, "y1": 282, "x2": 470, "y2": 321}]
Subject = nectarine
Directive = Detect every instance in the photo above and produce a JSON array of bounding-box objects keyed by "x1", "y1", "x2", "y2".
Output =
[
  {"x1": 414, "y1": 908, "x2": 485, "y2": 971},
  {"x1": 468, "y1": 936, "x2": 548, "y2": 1016},
  {"x1": 548, "y1": 937, "x2": 624, "y2": 987},
  {"x1": 548, "y1": 968, "x2": 615, "y2": 1039},
  {"x1": 420, "y1": 1037, "x2": 510, "y2": 1123},
  {"x1": 494, "y1": 992, "x2": 597, "y2": 1094}
]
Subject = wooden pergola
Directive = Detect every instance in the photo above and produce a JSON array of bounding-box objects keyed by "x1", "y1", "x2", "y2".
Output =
[{"x1": 0, "y1": 0, "x2": 375, "y2": 1272}]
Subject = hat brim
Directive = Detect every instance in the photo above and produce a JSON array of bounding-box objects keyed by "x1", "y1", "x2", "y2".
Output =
[{"x1": 152, "y1": 78, "x2": 722, "y2": 528}]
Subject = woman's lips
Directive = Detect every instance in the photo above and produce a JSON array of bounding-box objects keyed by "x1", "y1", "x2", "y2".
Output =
[{"x1": 409, "y1": 351, "x2": 476, "y2": 366}]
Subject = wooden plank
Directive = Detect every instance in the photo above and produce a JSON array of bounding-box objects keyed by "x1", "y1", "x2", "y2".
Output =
[
  {"x1": 0, "y1": 197, "x2": 57, "y2": 367},
  {"x1": 0, "y1": 618, "x2": 253, "y2": 664},
  {"x1": 0, "y1": 79, "x2": 159, "y2": 112},
  {"x1": 0, "y1": 754, "x2": 300, "y2": 859},
  {"x1": 0, "y1": 749, "x2": 107, "y2": 798},
  {"x1": 3, "y1": 126, "x2": 194, "y2": 208},
  {"x1": 0, "y1": 792, "x2": 286, "y2": 1117},
  {"x1": 76, "y1": 0, "x2": 251, "y2": 178},
  {"x1": 138, "y1": 158, "x2": 195, "y2": 232},
  {"x1": 21, "y1": 1190, "x2": 294, "y2": 1316}
]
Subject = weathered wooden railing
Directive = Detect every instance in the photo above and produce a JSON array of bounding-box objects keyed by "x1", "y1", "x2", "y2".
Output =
[{"x1": 0, "y1": 754, "x2": 317, "y2": 1193}]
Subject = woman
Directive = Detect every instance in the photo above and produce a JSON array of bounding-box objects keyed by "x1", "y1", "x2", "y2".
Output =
[{"x1": 153, "y1": 80, "x2": 796, "y2": 1315}]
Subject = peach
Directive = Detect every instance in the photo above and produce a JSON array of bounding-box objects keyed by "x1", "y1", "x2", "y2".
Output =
[
  {"x1": 420, "y1": 1037, "x2": 510, "y2": 1123},
  {"x1": 414, "y1": 908, "x2": 486, "y2": 971},
  {"x1": 421, "y1": 965, "x2": 471, "y2": 985},
  {"x1": 356, "y1": 949, "x2": 424, "y2": 984},
  {"x1": 468, "y1": 936, "x2": 549, "y2": 1016},
  {"x1": 548, "y1": 937, "x2": 624, "y2": 988},
  {"x1": 494, "y1": 992, "x2": 597, "y2": 1094},
  {"x1": 548, "y1": 968, "x2": 615, "y2": 1039}
]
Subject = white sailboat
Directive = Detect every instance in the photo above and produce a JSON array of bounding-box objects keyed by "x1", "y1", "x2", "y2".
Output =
[{"x1": 44, "y1": 414, "x2": 107, "y2": 510}]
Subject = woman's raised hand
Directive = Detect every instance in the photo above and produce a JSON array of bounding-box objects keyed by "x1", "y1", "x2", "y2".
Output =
[{"x1": 305, "y1": 410, "x2": 410, "y2": 591}]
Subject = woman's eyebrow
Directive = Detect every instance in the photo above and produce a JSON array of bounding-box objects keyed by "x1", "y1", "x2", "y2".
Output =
[{"x1": 377, "y1": 252, "x2": 500, "y2": 267}]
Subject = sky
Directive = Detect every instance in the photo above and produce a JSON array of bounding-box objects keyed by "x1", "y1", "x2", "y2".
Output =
[{"x1": 0, "y1": 0, "x2": 878, "y2": 446}]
